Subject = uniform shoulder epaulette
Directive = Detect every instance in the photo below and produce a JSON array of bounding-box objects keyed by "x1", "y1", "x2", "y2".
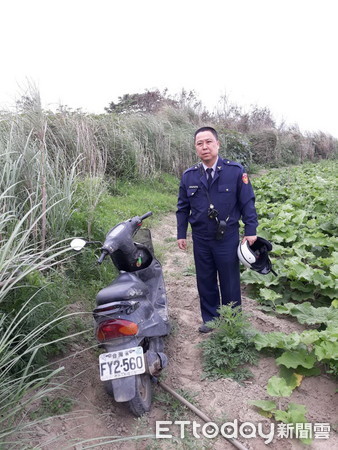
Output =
[
  {"x1": 183, "y1": 162, "x2": 202, "y2": 174},
  {"x1": 221, "y1": 158, "x2": 243, "y2": 169}
]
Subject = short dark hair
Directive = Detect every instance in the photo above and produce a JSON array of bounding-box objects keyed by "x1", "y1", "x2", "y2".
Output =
[{"x1": 194, "y1": 126, "x2": 218, "y2": 141}]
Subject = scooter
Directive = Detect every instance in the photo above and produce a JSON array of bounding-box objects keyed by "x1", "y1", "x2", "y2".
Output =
[{"x1": 70, "y1": 212, "x2": 170, "y2": 416}]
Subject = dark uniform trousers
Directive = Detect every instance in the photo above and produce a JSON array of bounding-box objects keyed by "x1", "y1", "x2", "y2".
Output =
[
  {"x1": 176, "y1": 157, "x2": 258, "y2": 324},
  {"x1": 193, "y1": 231, "x2": 241, "y2": 323}
]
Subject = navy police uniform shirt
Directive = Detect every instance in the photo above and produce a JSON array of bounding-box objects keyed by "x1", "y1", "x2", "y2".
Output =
[{"x1": 176, "y1": 157, "x2": 258, "y2": 240}]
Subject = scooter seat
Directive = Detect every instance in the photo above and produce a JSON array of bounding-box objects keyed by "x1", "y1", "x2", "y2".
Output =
[{"x1": 96, "y1": 272, "x2": 149, "y2": 306}]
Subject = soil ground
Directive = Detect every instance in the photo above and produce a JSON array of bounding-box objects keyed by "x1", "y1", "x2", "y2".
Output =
[{"x1": 18, "y1": 213, "x2": 337, "y2": 449}]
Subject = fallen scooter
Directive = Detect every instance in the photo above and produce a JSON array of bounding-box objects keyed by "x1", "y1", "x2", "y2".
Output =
[{"x1": 71, "y1": 212, "x2": 170, "y2": 416}]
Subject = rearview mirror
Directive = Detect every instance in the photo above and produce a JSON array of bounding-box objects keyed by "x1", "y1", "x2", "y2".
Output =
[{"x1": 70, "y1": 238, "x2": 87, "y2": 251}]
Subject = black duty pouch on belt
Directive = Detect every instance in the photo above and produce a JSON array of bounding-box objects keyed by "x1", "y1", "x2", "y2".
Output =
[
  {"x1": 215, "y1": 220, "x2": 227, "y2": 240},
  {"x1": 204, "y1": 182, "x2": 231, "y2": 241}
]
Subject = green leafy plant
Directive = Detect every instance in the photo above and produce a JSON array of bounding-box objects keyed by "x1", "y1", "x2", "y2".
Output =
[
  {"x1": 242, "y1": 161, "x2": 338, "y2": 307},
  {"x1": 241, "y1": 162, "x2": 338, "y2": 402},
  {"x1": 252, "y1": 323, "x2": 337, "y2": 417},
  {"x1": 250, "y1": 400, "x2": 311, "y2": 444},
  {"x1": 267, "y1": 376, "x2": 295, "y2": 397},
  {"x1": 255, "y1": 320, "x2": 337, "y2": 371},
  {"x1": 200, "y1": 305, "x2": 259, "y2": 381},
  {"x1": 275, "y1": 302, "x2": 338, "y2": 326}
]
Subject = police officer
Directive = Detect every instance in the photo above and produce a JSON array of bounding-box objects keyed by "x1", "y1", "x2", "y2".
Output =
[{"x1": 176, "y1": 127, "x2": 258, "y2": 333}]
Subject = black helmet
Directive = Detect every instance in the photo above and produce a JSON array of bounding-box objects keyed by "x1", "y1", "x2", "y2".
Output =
[{"x1": 237, "y1": 237, "x2": 277, "y2": 276}]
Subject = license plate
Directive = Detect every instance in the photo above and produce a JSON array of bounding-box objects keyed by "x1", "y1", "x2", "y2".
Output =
[{"x1": 99, "y1": 346, "x2": 145, "y2": 381}]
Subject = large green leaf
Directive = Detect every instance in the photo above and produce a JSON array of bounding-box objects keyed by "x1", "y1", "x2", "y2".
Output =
[
  {"x1": 276, "y1": 349, "x2": 316, "y2": 369},
  {"x1": 312, "y1": 270, "x2": 335, "y2": 289},
  {"x1": 254, "y1": 332, "x2": 301, "y2": 351},
  {"x1": 275, "y1": 302, "x2": 338, "y2": 326},
  {"x1": 274, "y1": 410, "x2": 289, "y2": 422},
  {"x1": 274, "y1": 402, "x2": 307, "y2": 424},
  {"x1": 298, "y1": 330, "x2": 322, "y2": 346},
  {"x1": 320, "y1": 286, "x2": 338, "y2": 299},
  {"x1": 240, "y1": 270, "x2": 279, "y2": 286},
  {"x1": 314, "y1": 341, "x2": 338, "y2": 361},
  {"x1": 249, "y1": 399, "x2": 277, "y2": 411},
  {"x1": 288, "y1": 282, "x2": 313, "y2": 294},
  {"x1": 279, "y1": 366, "x2": 303, "y2": 389},
  {"x1": 259, "y1": 288, "x2": 282, "y2": 303},
  {"x1": 293, "y1": 366, "x2": 321, "y2": 376},
  {"x1": 285, "y1": 260, "x2": 314, "y2": 281},
  {"x1": 267, "y1": 376, "x2": 293, "y2": 397}
]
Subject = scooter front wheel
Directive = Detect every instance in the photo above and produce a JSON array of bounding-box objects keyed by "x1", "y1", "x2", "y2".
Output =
[{"x1": 128, "y1": 373, "x2": 152, "y2": 416}]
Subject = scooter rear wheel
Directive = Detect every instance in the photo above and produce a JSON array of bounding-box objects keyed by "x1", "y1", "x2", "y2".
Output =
[{"x1": 128, "y1": 373, "x2": 152, "y2": 416}]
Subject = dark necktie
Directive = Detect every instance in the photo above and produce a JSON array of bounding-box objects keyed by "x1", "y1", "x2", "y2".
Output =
[{"x1": 206, "y1": 168, "x2": 213, "y2": 189}]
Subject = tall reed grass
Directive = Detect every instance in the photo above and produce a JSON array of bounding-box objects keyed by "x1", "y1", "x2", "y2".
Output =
[
  {"x1": 0, "y1": 299, "x2": 88, "y2": 447},
  {"x1": 0, "y1": 195, "x2": 88, "y2": 446},
  {"x1": 0, "y1": 87, "x2": 86, "y2": 444}
]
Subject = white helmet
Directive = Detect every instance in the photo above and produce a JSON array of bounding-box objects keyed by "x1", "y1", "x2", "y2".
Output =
[{"x1": 237, "y1": 237, "x2": 276, "y2": 275}]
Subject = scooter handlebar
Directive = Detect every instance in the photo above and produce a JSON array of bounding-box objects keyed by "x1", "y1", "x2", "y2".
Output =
[
  {"x1": 97, "y1": 249, "x2": 109, "y2": 264},
  {"x1": 140, "y1": 211, "x2": 153, "y2": 221}
]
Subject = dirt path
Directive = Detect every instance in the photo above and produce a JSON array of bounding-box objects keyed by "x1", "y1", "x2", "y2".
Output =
[{"x1": 23, "y1": 213, "x2": 337, "y2": 450}]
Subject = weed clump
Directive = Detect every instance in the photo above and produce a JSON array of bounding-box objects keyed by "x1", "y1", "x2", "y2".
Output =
[{"x1": 200, "y1": 305, "x2": 259, "y2": 382}]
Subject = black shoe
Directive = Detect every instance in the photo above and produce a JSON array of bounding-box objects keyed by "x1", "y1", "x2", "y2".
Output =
[{"x1": 198, "y1": 324, "x2": 213, "y2": 333}]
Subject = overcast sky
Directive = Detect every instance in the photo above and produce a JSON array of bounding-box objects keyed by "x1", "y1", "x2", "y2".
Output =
[{"x1": 1, "y1": 0, "x2": 337, "y2": 137}]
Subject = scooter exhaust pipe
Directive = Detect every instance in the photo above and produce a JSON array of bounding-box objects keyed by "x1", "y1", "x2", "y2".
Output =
[{"x1": 145, "y1": 351, "x2": 168, "y2": 377}]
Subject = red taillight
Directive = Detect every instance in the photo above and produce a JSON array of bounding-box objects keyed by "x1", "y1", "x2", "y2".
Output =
[{"x1": 97, "y1": 319, "x2": 138, "y2": 341}]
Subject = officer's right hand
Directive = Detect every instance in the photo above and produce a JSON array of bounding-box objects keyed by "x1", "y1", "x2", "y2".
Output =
[{"x1": 177, "y1": 239, "x2": 187, "y2": 250}]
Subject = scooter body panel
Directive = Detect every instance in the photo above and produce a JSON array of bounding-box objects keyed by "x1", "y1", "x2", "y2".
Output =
[
  {"x1": 94, "y1": 258, "x2": 170, "y2": 337},
  {"x1": 96, "y1": 272, "x2": 149, "y2": 305}
]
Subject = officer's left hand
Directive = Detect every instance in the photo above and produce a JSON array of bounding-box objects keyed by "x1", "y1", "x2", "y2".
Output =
[{"x1": 242, "y1": 235, "x2": 257, "y2": 246}]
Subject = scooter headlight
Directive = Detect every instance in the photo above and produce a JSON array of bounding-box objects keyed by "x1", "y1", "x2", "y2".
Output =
[{"x1": 97, "y1": 319, "x2": 138, "y2": 341}]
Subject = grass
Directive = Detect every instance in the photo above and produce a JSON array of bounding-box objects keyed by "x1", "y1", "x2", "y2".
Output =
[
  {"x1": 154, "y1": 387, "x2": 198, "y2": 421},
  {"x1": 151, "y1": 387, "x2": 216, "y2": 449},
  {"x1": 68, "y1": 173, "x2": 178, "y2": 241},
  {"x1": 29, "y1": 396, "x2": 74, "y2": 419},
  {"x1": 182, "y1": 265, "x2": 196, "y2": 276},
  {"x1": 0, "y1": 301, "x2": 88, "y2": 447},
  {"x1": 0, "y1": 178, "x2": 88, "y2": 446}
]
